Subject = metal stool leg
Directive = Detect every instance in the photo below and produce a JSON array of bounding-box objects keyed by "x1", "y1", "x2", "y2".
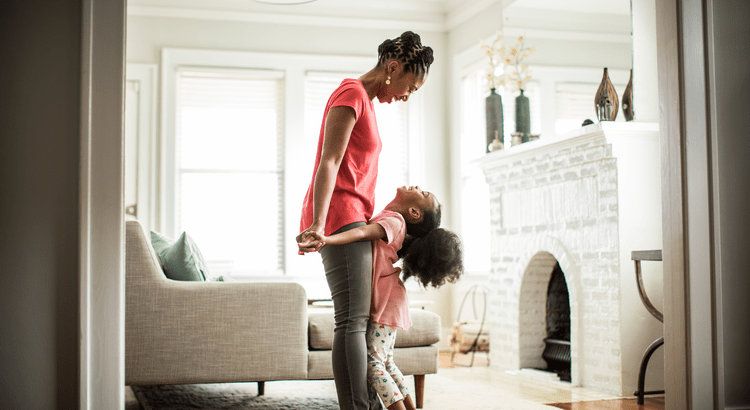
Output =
[
  {"x1": 631, "y1": 251, "x2": 665, "y2": 405},
  {"x1": 635, "y1": 336, "x2": 665, "y2": 405},
  {"x1": 451, "y1": 285, "x2": 489, "y2": 367}
]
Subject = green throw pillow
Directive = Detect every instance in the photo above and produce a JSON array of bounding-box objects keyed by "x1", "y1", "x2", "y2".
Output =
[{"x1": 150, "y1": 230, "x2": 209, "y2": 281}]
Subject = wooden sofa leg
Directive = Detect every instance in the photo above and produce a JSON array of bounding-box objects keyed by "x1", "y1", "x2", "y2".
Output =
[
  {"x1": 414, "y1": 374, "x2": 425, "y2": 409},
  {"x1": 257, "y1": 381, "x2": 265, "y2": 396}
]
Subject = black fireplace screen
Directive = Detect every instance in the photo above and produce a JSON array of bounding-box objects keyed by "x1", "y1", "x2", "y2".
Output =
[{"x1": 543, "y1": 262, "x2": 572, "y2": 382}]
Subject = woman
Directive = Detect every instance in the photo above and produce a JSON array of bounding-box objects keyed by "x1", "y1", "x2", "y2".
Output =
[{"x1": 297, "y1": 31, "x2": 434, "y2": 410}]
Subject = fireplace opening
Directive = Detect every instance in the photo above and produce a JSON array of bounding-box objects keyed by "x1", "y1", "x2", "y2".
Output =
[{"x1": 542, "y1": 262, "x2": 571, "y2": 382}]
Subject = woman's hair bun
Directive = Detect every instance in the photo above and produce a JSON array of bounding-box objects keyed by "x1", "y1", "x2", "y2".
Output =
[{"x1": 377, "y1": 31, "x2": 434, "y2": 76}]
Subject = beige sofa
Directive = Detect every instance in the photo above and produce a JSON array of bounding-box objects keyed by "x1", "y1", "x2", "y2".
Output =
[{"x1": 125, "y1": 220, "x2": 441, "y2": 408}]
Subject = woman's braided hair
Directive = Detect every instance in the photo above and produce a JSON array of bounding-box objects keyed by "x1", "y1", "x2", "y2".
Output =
[
  {"x1": 397, "y1": 200, "x2": 464, "y2": 289},
  {"x1": 377, "y1": 31, "x2": 435, "y2": 78}
]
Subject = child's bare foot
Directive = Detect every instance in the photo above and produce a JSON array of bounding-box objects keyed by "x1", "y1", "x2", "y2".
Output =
[
  {"x1": 403, "y1": 395, "x2": 416, "y2": 410},
  {"x1": 386, "y1": 395, "x2": 416, "y2": 410},
  {"x1": 386, "y1": 399, "x2": 406, "y2": 410}
]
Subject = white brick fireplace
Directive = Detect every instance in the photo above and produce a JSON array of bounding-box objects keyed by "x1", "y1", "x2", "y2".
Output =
[{"x1": 475, "y1": 122, "x2": 664, "y2": 396}]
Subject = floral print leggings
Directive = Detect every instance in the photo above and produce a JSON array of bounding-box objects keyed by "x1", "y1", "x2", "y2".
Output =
[{"x1": 366, "y1": 321, "x2": 410, "y2": 407}]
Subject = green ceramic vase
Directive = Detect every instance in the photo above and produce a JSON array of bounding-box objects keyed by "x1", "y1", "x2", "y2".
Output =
[
  {"x1": 485, "y1": 88, "x2": 504, "y2": 152},
  {"x1": 515, "y1": 89, "x2": 530, "y2": 142}
]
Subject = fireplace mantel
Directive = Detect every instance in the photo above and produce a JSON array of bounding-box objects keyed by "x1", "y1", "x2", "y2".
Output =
[
  {"x1": 474, "y1": 122, "x2": 659, "y2": 169},
  {"x1": 474, "y1": 121, "x2": 663, "y2": 396}
]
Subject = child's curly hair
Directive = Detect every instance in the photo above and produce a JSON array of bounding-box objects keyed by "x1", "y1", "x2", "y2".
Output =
[{"x1": 397, "y1": 202, "x2": 464, "y2": 288}]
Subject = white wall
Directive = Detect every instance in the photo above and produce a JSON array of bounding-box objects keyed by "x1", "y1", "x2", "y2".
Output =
[{"x1": 631, "y1": 0, "x2": 659, "y2": 123}]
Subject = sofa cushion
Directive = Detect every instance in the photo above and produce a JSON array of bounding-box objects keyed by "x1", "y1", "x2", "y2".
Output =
[
  {"x1": 308, "y1": 308, "x2": 441, "y2": 350},
  {"x1": 307, "y1": 346, "x2": 439, "y2": 380},
  {"x1": 150, "y1": 230, "x2": 209, "y2": 281}
]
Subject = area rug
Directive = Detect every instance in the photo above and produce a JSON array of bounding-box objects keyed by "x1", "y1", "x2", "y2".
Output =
[
  {"x1": 131, "y1": 369, "x2": 561, "y2": 410},
  {"x1": 131, "y1": 381, "x2": 339, "y2": 410}
]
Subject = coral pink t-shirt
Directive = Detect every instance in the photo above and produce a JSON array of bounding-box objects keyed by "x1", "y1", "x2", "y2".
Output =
[
  {"x1": 300, "y1": 79, "x2": 382, "y2": 236},
  {"x1": 369, "y1": 210, "x2": 412, "y2": 331}
]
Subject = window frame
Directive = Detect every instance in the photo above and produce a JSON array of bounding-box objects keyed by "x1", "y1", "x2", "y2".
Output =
[
  {"x1": 174, "y1": 67, "x2": 286, "y2": 276},
  {"x1": 161, "y1": 48, "x2": 424, "y2": 282}
]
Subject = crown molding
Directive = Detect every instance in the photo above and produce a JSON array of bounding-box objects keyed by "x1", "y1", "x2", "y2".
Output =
[
  {"x1": 127, "y1": 5, "x2": 447, "y2": 32},
  {"x1": 503, "y1": 26, "x2": 631, "y2": 44}
]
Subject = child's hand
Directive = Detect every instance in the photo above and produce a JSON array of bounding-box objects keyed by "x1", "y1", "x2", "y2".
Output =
[{"x1": 298, "y1": 231, "x2": 326, "y2": 253}]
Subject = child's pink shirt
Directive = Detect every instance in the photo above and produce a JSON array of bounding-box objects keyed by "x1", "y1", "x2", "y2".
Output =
[{"x1": 369, "y1": 210, "x2": 412, "y2": 331}]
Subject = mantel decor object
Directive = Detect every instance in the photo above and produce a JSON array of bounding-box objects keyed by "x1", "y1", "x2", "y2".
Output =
[
  {"x1": 515, "y1": 89, "x2": 530, "y2": 142},
  {"x1": 480, "y1": 33, "x2": 535, "y2": 151},
  {"x1": 511, "y1": 132, "x2": 524, "y2": 147},
  {"x1": 622, "y1": 69, "x2": 634, "y2": 121},
  {"x1": 595, "y1": 67, "x2": 619, "y2": 121},
  {"x1": 488, "y1": 131, "x2": 504, "y2": 152},
  {"x1": 485, "y1": 88, "x2": 504, "y2": 152}
]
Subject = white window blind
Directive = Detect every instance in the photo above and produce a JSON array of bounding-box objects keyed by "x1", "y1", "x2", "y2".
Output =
[
  {"x1": 175, "y1": 67, "x2": 285, "y2": 277},
  {"x1": 554, "y1": 82, "x2": 626, "y2": 135},
  {"x1": 554, "y1": 82, "x2": 599, "y2": 134},
  {"x1": 304, "y1": 71, "x2": 410, "y2": 214}
]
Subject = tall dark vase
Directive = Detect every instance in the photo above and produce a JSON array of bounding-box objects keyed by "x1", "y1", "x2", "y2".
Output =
[
  {"x1": 515, "y1": 89, "x2": 530, "y2": 143},
  {"x1": 622, "y1": 69, "x2": 634, "y2": 121},
  {"x1": 485, "y1": 88, "x2": 504, "y2": 153},
  {"x1": 595, "y1": 67, "x2": 619, "y2": 121}
]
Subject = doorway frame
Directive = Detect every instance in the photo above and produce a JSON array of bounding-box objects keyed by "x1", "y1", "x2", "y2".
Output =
[
  {"x1": 82, "y1": 1, "x2": 710, "y2": 409},
  {"x1": 79, "y1": 0, "x2": 126, "y2": 407}
]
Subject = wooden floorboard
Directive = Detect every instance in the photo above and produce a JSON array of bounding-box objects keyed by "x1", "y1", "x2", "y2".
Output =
[
  {"x1": 437, "y1": 352, "x2": 664, "y2": 409},
  {"x1": 547, "y1": 397, "x2": 665, "y2": 410}
]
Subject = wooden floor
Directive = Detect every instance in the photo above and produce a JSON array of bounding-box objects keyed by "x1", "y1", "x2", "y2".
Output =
[
  {"x1": 548, "y1": 397, "x2": 665, "y2": 409},
  {"x1": 438, "y1": 352, "x2": 665, "y2": 410}
]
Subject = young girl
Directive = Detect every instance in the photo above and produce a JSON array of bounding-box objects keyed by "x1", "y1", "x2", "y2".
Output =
[{"x1": 303, "y1": 185, "x2": 464, "y2": 410}]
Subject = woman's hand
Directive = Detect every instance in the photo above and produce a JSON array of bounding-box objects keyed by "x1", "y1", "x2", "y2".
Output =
[{"x1": 297, "y1": 224, "x2": 325, "y2": 254}]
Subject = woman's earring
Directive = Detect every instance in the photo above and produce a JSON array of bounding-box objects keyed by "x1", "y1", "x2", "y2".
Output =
[{"x1": 386, "y1": 75, "x2": 391, "y2": 85}]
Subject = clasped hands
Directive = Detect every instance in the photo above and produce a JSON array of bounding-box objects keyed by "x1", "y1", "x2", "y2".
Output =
[{"x1": 296, "y1": 229, "x2": 326, "y2": 254}]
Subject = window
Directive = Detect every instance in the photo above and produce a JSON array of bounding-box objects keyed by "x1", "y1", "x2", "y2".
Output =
[
  {"x1": 458, "y1": 67, "x2": 543, "y2": 274},
  {"x1": 554, "y1": 82, "x2": 627, "y2": 135},
  {"x1": 458, "y1": 69, "x2": 492, "y2": 274},
  {"x1": 174, "y1": 68, "x2": 285, "y2": 276}
]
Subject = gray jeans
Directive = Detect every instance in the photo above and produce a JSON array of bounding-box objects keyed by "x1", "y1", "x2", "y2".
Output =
[{"x1": 320, "y1": 222, "x2": 384, "y2": 410}]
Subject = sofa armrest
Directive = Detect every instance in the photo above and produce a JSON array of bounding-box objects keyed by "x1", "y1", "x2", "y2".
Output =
[
  {"x1": 126, "y1": 280, "x2": 308, "y2": 385},
  {"x1": 125, "y1": 221, "x2": 308, "y2": 385}
]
